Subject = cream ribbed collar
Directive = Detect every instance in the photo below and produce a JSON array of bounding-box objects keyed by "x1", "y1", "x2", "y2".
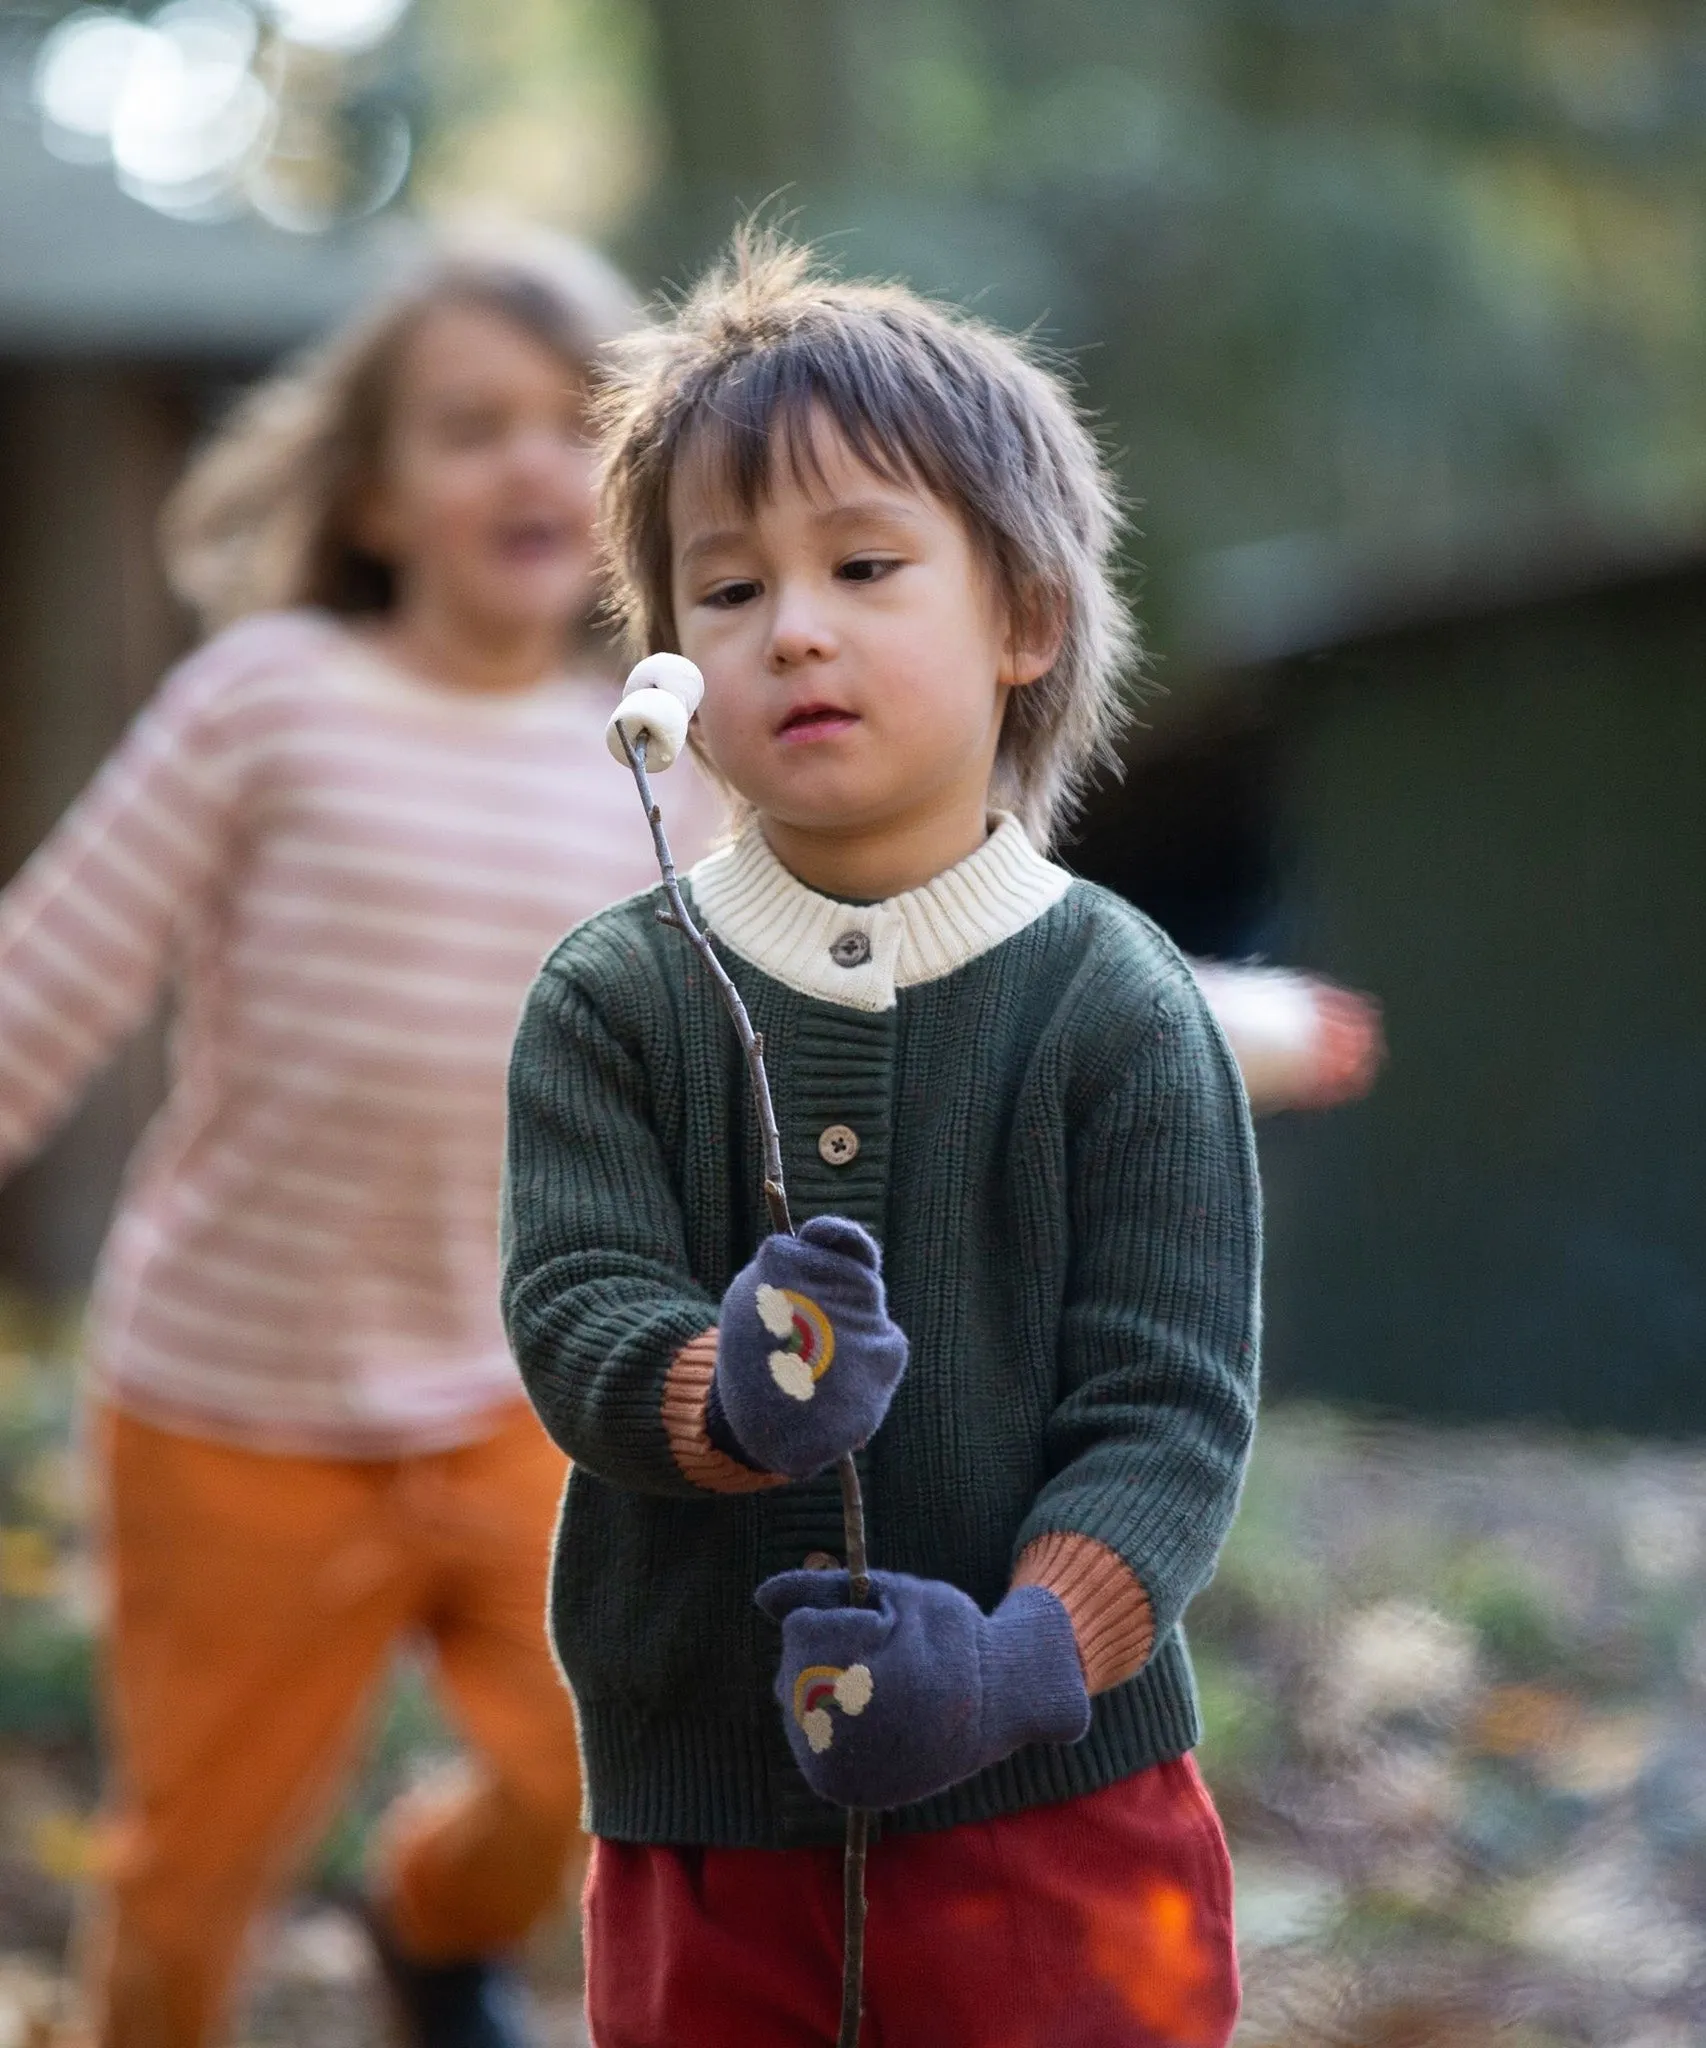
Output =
[{"x1": 685, "y1": 813, "x2": 1073, "y2": 1012}]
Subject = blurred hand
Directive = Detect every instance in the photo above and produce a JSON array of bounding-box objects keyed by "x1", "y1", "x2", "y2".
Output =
[{"x1": 1304, "y1": 981, "x2": 1386, "y2": 1108}]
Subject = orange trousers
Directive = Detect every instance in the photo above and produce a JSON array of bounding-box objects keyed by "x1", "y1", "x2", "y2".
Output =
[{"x1": 84, "y1": 1401, "x2": 584, "y2": 2048}]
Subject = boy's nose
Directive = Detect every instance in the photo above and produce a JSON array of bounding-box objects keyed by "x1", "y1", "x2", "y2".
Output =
[{"x1": 766, "y1": 590, "x2": 838, "y2": 670}]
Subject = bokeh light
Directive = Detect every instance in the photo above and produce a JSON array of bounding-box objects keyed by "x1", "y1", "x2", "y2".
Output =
[
  {"x1": 109, "y1": 2, "x2": 270, "y2": 217},
  {"x1": 29, "y1": 0, "x2": 412, "y2": 226},
  {"x1": 263, "y1": 0, "x2": 411, "y2": 56},
  {"x1": 32, "y1": 11, "x2": 153, "y2": 162}
]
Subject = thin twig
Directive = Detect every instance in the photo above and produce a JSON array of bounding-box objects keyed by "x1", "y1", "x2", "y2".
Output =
[
  {"x1": 619, "y1": 726, "x2": 870, "y2": 2047},
  {"x1": 623, "y1": 730, "x2": 791, "y2": 1236},
  {"x1": 839, "y1": 1450, "x2": 870, "y2": 1603},
  {"x1": 840, "y1": 1810, "x2": 870, "y2": 2045}
]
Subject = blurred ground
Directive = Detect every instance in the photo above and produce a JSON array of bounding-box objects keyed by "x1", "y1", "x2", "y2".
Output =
[
  {"x1": 1, "y1": 1290, "x2": 1704, "y2": 2044},
  {"x1": 1201, "y1": 1410, "x2": 1706, "y2": 2048}
]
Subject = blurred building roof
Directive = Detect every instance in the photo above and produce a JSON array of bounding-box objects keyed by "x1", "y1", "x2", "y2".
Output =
[
  {"x1": 1178, "y1": 512, "x2": 1706, "y2": 675},
  {"x1": 0, "y1": 112, "x2": 418, "y2": 359}
]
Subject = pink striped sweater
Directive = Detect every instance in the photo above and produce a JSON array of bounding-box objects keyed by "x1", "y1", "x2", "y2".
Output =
[{"x1": 0, "y1": 611, "x2": 722, "y2": 1455}]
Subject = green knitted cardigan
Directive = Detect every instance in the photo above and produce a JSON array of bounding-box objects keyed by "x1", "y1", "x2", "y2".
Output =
[{"x1": 502, "y1": 816, "x2": 1262, "y2": 1848}]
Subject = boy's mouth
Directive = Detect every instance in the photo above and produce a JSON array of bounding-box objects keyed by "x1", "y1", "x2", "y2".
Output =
[{"x1": 776, "y1": 701, "x2": 859, "y2": 743}]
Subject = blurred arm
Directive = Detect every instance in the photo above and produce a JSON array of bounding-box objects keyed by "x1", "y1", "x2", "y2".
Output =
[
  {"x1": 0, "y1": 638, "x2": 255, "y2": 1181},
  {"x1": 1192, "y1": 960, "x2": 1384, "y2": 1116}
]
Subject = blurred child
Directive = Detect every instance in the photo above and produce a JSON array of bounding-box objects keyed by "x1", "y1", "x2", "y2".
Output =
[
  {"x1": 0, "y1": 228, "x2": 719, "y2": 2048},
  {"x1": 503, "y1": 235, "x2": 1260, "y2": 2047}
]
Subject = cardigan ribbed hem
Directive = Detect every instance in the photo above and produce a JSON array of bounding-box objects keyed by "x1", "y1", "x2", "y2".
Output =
[
  {"x1": 575, "y1": 1630, "x2": 1202, "y2": 1848},
  {"x1": 687, "y1": 813, "x2": 1072, "y2": 1012}
]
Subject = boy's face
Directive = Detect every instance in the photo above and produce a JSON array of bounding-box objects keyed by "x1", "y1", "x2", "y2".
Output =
[{"x1": 668, "y1": 412, "x2": 1049, "y2": 875}]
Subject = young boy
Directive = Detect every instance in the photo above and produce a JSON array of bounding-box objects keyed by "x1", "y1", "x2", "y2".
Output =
[{"x1": 502, "y1": 238, "x2": 1261, "y2": 2047}]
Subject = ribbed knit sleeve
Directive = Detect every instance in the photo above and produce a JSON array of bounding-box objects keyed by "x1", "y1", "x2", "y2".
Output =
[
  {"x1": 502, "y1": 957, "x2": 725, "y2": 1497},
  {"x1": 1014, "y1": 979, "x2": 1261, "y2": 1657}
]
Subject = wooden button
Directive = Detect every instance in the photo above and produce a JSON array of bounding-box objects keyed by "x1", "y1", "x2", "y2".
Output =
[
  {"x1": 818, "y1": 1124, "x2": 860, "y2": 1167},
  {"x1": 803, "y1": 1550, "x2": 840, "y2": 1572},
  {"x1": 829, "y1": 929, "x2": 872, "y2": 968}
]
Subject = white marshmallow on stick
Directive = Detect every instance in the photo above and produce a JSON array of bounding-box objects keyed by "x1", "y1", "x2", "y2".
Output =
[
  {"x1": 605, "y1": 654, "x2": 704, "y2": 771},
  {"x1": 623, "y1": 653, "x2": 704, "y2": 716},
  {"x1": 605, "y1": 689, "x2": 690, "y2": 770}
]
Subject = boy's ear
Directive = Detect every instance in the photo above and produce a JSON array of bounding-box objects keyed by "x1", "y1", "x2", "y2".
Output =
[{"x1": 999, "y1": 583, "x2": 1065, "y2": 690}]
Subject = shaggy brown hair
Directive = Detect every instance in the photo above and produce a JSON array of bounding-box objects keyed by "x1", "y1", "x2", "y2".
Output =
[
  {"x1": 163, "y1": 223, "x2": 638, "y2": 635},
  {"x1": 593, "y1": 231, "x2": 1137, "y2": 849}
]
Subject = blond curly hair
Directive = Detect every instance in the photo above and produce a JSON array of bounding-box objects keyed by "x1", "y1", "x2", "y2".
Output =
[{"x1": 163, "y1": 224, "x2": 638, "y2": 635}]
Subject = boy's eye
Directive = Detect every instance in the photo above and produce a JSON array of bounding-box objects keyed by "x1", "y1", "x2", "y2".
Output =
[
  {"x1": 837, "y1": 556, "x2": 900, "y2": 584},
  {"x1": 704, "y1": 579, "x2": 761, "y2": 609}
]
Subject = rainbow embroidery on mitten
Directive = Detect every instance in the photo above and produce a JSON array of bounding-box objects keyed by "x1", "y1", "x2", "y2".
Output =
[
  {"x1": 755, "y1": 1284, "x2": 836, "y2": 1402},
  {"x1": 792, "y1": 1661, "x2": 874, "y2": 1753}
]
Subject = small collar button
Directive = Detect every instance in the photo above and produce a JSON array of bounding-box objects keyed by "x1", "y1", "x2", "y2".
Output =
[{"x1": 830, "y1": 929, "x2": 872, "y2": 969}]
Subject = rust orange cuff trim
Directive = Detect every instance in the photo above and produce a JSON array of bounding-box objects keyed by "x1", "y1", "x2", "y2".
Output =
[
  {"x1": 1012, "y1": 1531, "x2": 1155, "y2": 1694},
  {"x1": 661, "y1": 1329, "x2": 786, "y2": 1495}
]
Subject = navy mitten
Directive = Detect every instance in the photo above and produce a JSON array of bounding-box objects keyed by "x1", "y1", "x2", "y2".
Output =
[
  {"x1": 710, "y1": 1217, "x2": 908, "y2": 1480},
  {"x1": 755, "y1": 1566, "x2": 1092, "y2": 1809}
]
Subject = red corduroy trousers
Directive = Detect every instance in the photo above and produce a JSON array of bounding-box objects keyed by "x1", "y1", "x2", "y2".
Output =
[{"x1": 584, "y1": 1755, "x2": 1238, "y2": 2048}]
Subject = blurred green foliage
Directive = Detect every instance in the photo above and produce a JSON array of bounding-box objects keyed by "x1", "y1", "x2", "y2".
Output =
[
  {"x1": 417, "y1": 0, "x2": 1706, "y2": 655},
  {"x1": 0, "y1": 1292, "x2": 93, "y2": 1750},
  {"x1": 310, "y1": 1661, "x2": 457, "y2": 1892}
]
